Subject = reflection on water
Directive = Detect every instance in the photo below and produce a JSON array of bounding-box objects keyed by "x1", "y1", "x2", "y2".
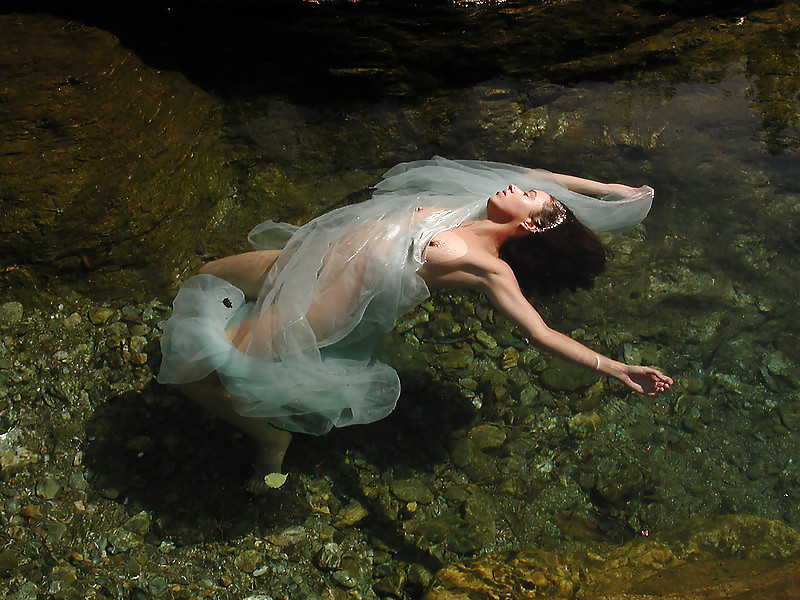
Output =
[{"x1": 1, "y1": 0, "x2": 800, "y2": 597}]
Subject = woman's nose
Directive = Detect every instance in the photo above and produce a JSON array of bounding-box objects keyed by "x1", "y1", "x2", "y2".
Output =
[{"x1": 509, "y1": 184, "x2": 521, "y2": 193}]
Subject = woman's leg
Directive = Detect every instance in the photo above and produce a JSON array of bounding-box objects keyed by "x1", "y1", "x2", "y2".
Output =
[
  {"x1": 184, "y1": 250, "x2": 291, "y2": 491},
  {"x1": 198, "y1": 250, "x2": 282, "y2": 299},
  {"x1": 179, "y1": 372, "x2": 292, "y2": 493}
]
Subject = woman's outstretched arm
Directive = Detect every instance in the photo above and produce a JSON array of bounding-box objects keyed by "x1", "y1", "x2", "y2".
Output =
[
  {"x1": 479, "y1": 259, "x2": 672, "y2": 396},
  {"x1": 547, "y1": 172, "x2": 638, "y2": 198}
]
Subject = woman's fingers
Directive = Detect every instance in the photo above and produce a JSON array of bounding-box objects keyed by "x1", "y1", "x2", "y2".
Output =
[{"x1": 624, "y1": 367, "x2": 673, "y2": 396}]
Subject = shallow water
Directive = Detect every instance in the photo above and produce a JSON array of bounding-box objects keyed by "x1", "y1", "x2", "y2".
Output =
[{"x1": 2, "y1": 0, "x2": 800, "y2": 598}]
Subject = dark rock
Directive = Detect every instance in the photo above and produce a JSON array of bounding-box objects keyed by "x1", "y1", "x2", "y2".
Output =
[{"x1": 0, "y1": 14, "x2": 232, "y2": 296}]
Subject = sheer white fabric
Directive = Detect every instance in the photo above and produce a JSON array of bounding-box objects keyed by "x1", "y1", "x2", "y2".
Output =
[{"x1": 158, "y1": 157, "x2": 653, "y2": 434}]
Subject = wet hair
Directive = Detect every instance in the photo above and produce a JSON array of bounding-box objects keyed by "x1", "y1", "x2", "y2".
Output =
[{"x1": 499, "y1": 202, "x2": 607, "y2": 296}]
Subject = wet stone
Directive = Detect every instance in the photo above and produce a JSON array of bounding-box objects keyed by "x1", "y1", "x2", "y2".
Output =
[
  {"x1": 0, "y1": 302, "x2": 23, "y2": 326},
  {"x1": 468, "y1": 424, "x2": 507, "y2": 450},
  {"x1": 89, "y1": 307, "x2": 115, "y2": 325},
  {"x1": 148, "y1": 576, "x2": 168, "y2": 596},
  {"x1": 265, "y1": 525, "x2": 308, "y2": 547},
  {"x1": 406, "y1": 563, "x2": 433, "y2": 593},
  {"x1": 479, "y1": 370, "x2": 509, "y2": 400},
  {"x1": 123, "y1": 511, "x2": 152, "y2": 535},
  {"x1": 501, "y1": 347, "x2": 519, "y2": 369},
  {"x1": 36, "y1": 477, "x2": 61, "y2": 499},
  {"x1": 62, "y1": 312, "x2": 82, "y2": 329},
  {"x1": 121, "y1": 306, "x2": 142, "y2": 323},
  {"x1": 459, "y1": 377, "x2": 479, "y2": 391},
  {"x1": 391, "y1": 478, "x2": 435, "y2": 504},
  {"x1": 235, "y1": 550, "x2": 263, "y2": 573},
  {"x1": 519, "y1": 385, "x2": 539, "y2": 405},
  {"x1": 332, "y1": 569, "x2": 359, "y2": 589},
  {"x1": 778, "y1": 400, "x2": 800, "y2": 430},
  {"x1": 438, "y1": 346, "x2": 474, "y2": 369},
  {"x1": 567, "y1": 411, "x2": 601, "y2": 438},
  {"x1": 475, "y1": 331, "x2": 498, "y2": 349},
  {"x1": 372, "y1": 568, "x2": 405, "y2": 597},
  {"x1": 106, "y1": 528, "x2": 143, "y2": 554},
  {"x1": 106, "y1": 321, "x2": 129, "y2": 341},
  {"x1": 315, "y1": 542, "x2": 342, "y2": 570},
  {"x1": 451, "y1": 438, "x2": 477, "y2": 469},
  {"x1": 332, "y1": 500, "x2": 369, "y2": 528},
  {"x1": 129, "y1": 336, "x2": 147, "y2": 354}
]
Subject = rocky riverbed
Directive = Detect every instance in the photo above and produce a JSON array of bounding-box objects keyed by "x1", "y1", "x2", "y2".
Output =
[
  {"x1": 2, "y1": 1, "x2": 800, "y2": 598},
  {"x1": 1, "y1": 247, "x2": 799, "y2": 598}
]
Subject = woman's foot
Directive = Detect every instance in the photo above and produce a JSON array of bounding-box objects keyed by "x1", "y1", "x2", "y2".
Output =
[
  {"x1": 246, "y1": 430, "x2": 292, "y2": 495},
  {"x1": 178, "y1": 374, "x2": 293, "y2": 494}
]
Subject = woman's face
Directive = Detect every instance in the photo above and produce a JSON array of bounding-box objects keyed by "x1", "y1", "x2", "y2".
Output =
[{"x1": 487, "y1": 184, "x2": 551, "y2": 225}]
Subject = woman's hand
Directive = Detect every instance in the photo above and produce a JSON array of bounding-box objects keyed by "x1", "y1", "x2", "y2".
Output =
[{"x1": 616, "y1": 365, "x2": 673, "y2": 396}]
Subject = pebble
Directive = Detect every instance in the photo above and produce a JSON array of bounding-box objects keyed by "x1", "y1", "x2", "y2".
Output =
[
  {"x1": 475, "y1": 330, "x2": 498, "y2": 349},
  {"x1": 332, "y1": 569, "x2": 359, "y2": 589},
  {"x1": 315, "y1": 542, "x2": 342, "y2": 570},
  {"x1": 36, "y1": 477, "x2": 60, "y2": 500},
  {"x1": 0, "y1": 302, "x2": 23, "y2": 326},
  {"x1": 0, "y1": 550, "x2": 18, "y2": 576},
  {"x1": 62, "y1": 312, "x2": 82, "y2": 329},
  {"x1": 235, "y1": 550, "x2": 263, "y2": 573},
  {"x1": 89, "y1": 307, "x2": 115, "y2": 325},
  {"x1": 265, "y1": 526, "x2": 308, "y2": 547},
  {"x1": 468, "y1": 424, "x2": 507, "y2": 450},
  {"x1": 332, "y1": 500, "x2": 369, "y2": 528},
  {"x1": 391, "y1": 478, "x2": 435, "y2": 504},
  {"x1": 148, "y1": 576, "x2": 168, "y2": 596}
]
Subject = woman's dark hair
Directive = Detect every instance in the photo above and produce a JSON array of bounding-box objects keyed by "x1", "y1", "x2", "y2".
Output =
[{"x1": 499, "y1": 203, "x2": 607, "y2": 296}]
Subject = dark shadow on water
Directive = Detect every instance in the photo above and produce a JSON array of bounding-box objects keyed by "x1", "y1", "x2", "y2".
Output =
[
  {"x1": 3, "y1": 0, "x2": 782, "y2": 103},
  {"x1": 82, "y1": 375, "x2": 475, "y2": 545}
]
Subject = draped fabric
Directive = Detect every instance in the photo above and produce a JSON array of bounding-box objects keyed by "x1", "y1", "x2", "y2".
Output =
[{"x1": 158, "y1": 157, "x2": 653, "y2": 434}]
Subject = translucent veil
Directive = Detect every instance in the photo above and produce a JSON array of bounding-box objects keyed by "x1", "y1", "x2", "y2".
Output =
[{"x1": 158, "y1": 157, "x2": 653, "y2": 434}]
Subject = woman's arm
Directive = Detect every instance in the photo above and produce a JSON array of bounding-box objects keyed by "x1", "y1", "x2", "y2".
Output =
[
  {"x1": 480, "y1": 260, "x2": 672, "y2": 396},
  {"x1": 547, "y1": 172, "x2": 636, "y2": 198}
]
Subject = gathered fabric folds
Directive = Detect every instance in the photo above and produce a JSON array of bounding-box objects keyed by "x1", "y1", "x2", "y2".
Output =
[{"x1": 158, "y1": 157, "x2": 653, "y2": 434}]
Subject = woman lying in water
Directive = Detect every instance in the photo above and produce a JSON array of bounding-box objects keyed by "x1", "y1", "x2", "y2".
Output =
[{"x1": 158, "y1": 157, "x2": 672, "y2": 492}]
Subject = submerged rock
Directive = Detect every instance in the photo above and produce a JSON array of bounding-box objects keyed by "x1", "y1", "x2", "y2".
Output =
[
  {"x1": 391, "y1": 478, "x2": 435, "y2": 504},
  {"x1": 0, "y1": 302, "x2": 23, "y2": 326},
  {"x1": 0, "y1": 14, "x2": 232, "y2": 298},
  {"x1": 539, "y1": 358, "x2": 602, "y2": 392},
  {"x1": 426, "y1": 516, "x2": 800, "y2": 600}
]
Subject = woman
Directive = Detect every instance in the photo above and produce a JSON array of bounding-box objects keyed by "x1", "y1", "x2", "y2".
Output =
[{"x1": 159, "y1": 157, "x2": 672, "y2": 491}]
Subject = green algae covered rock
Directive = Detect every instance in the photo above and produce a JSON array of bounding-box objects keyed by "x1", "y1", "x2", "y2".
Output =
[
  {"x1": 426, "y1": 516, "x2": 800, "y2": 600},
  {"x1": 0, "y1": 14, "x2": 232, "y2": 298}
]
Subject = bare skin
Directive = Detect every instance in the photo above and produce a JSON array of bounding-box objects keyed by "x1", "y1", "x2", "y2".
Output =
[{"x1": 177, "y1": 175, "x2": 672, "y2": 493}]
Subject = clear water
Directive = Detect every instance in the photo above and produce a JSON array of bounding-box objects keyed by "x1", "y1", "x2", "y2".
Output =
[
  {"x1": 3, "y1": 0, "x2": 800, "y2": 594},
  {"x1": 201, "y1": 1, "x2": 800, "y2": 542}
]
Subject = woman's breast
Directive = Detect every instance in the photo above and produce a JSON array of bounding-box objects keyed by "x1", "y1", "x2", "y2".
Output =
[{"x1": 425, "y1": 231, "x2": 469, "y2": 264}]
